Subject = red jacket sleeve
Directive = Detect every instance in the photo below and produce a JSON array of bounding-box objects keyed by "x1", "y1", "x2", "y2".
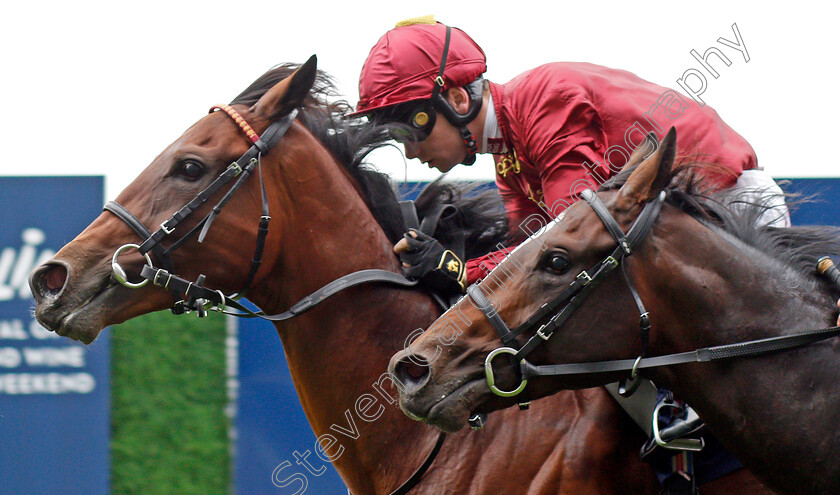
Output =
[
  {"x1": 520, "y1": 85, "x2": 611, "y2": 215},
  {"x1": 465, "y1": 85, "x2": 611, "y2": 285}
]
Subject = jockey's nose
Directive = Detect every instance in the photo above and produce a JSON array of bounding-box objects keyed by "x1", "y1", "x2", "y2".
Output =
[{"x1": 402, "y1": 141, "x2": 420, "y2": 160}]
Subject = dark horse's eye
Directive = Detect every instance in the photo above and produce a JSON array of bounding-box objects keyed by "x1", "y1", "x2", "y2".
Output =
[
  {"x1": 177, "y1": 160, "x2": 204, "y2": 180},
  {"x1": 544, "y1": 252, "x2": 571, "y2": 274}
]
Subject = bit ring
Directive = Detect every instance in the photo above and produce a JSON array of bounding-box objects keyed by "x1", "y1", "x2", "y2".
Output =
[
  {"x1": 112, "y1": 244, "x2": 154, "y2": 288},
  {"x1": 484, "y1": 347, "x2": 528, "y2": 398}
]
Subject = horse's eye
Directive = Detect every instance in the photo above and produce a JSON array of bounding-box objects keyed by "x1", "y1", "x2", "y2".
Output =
[
  {"x1": 544, "y1": 253, "x2": 571, "y2": 274},
  {"x1": 177, "y1": 160, "x2": 204, "y2": 180}
]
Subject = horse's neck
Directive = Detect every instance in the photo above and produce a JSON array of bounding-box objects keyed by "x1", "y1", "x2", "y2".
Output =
[
  {"x1": 642, "y1": 214, "x2": 840, "y2": 493},
  {"x1": 644, "y1": 216, "x2": 833, "y2": 356},
  {"x1": 248, "y1": 140, "x2": 442, "y2": 493}
]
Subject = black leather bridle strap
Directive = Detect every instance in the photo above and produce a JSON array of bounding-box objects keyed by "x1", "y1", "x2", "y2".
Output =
[
  {"x1": 521, "y1": 326, "x2": 840, "y2": 378},
  {"x1": 581, "y1": 189, "x2": 631, "y2": 254},
  {"x1": 103, "y1": 201, "x2": 173, "y2": 271},
  {"x1": 467, "y1": 285, "x2": 519, "y2": 347},
  {"x1": 513, "y1": 254, "x2": 622, "y2": 360},
  {"x1": 138, "y1": 109, "x2": 297, "y2": 257},
  {"x1": 141, "y1": 265, "x2": 425, "y2": 321},
  {"x1": 105, "y1": 108, "x2": 298, "y2": 300}
]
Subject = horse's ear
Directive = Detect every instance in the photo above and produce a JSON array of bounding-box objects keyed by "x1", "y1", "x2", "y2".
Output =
[
  {"x1": 251, "y1": 55, "x2": 318, "y2": 118},
  {"x1": 617, "y1": 127, "x2": 676, "y2": 206},
  {"x1": 627, "y1": 131, "x2": 658, "y2": 168}
]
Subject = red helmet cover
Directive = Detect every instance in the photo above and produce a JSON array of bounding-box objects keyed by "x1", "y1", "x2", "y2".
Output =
[{"x1": 354, "y1": 22, "x2": 486, "y2": 116}]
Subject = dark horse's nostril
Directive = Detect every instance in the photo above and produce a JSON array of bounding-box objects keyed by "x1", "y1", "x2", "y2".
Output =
[
  {"x1": 30, "y1": 262, "x2": 68, "y2": 302},
  {"x1": 394, "y1": 355, "x2": 432, "y2": 390}
]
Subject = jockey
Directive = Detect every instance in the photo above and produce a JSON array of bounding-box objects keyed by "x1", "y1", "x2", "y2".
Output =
[{"x1": 352, "y1": 16, "x2": 789, "y2": 294}]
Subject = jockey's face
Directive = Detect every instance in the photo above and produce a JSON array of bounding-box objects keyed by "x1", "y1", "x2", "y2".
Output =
[{"x1": 401, "y1": 114, "x2": 468, "y2": 173}]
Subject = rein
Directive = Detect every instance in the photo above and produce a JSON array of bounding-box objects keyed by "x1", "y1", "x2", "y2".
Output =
[
  {"x1": 103, "y1": 103, "x2": 447, "y2": 495},
  {"x1": 471, "y1": 188, "x2": 840, "y2": 399}
]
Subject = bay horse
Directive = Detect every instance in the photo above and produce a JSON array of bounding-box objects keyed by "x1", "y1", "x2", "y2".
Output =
[
  {"x1": 28, "y1": 57, "x2": 761, "y2": 493},
  {"x1": 389, "y1": 128, "x2": 838, "y2": 494}
]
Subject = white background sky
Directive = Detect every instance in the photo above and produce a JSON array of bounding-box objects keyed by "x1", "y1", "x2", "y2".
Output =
[{"x1": 2, "y1": 1, "x2": 838, "y2": 201}]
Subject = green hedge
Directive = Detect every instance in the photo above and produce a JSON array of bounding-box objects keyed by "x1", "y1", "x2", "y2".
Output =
[{"x1": 111, "y1": 310, "x2": 229, "y2": 495}]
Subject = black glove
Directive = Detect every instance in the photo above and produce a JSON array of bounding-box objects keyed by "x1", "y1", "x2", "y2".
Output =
[{"x1": 399, "y1": 229, "x2": 466, "y2": 294}]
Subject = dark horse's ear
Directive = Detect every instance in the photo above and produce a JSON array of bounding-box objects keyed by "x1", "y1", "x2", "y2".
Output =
[
  {"x1": 627, "y1": 131, "x2": 658, "y2": 168},
  {"x1": 617, "y1": 127, "x2": 676, "y2": 207},
  {"x1": 251, "y1": 55, "x2": 318, "y2": 118}
]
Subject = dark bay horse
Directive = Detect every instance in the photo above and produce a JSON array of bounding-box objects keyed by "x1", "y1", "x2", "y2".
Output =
[
  {"x1": 28, "y1": 57, "x2": 672, "y2": 494},
  {"x1": 389, "y1": 128, "x2": 839, "y2": 494}
]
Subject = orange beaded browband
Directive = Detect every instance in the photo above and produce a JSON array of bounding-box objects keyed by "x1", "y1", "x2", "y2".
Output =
[{"x1": 210, "y1": 104, "x2": 261, "y2": 144}]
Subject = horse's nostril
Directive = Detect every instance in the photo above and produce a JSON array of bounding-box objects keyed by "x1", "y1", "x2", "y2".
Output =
[
  {"x1": 31, "y1": 263, "x2": 68, "y2": 300},
  {"x1": 395, "y1": 355, "x2": 431, "y2": 389},
  {"x1": 44, "y1": 264, "x2": 67, "y2": 292},
  {"x1": 404, "y1": 360, "x2": 428, "y2": 380}
]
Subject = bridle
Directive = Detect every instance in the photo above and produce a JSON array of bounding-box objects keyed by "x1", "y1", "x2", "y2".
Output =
[
  {"x1": 105, "y1": 103, "x2": 296, "y2": 312},
  {"x1": 103, "y1": 102, "x2": 448, "y2": 495},
  {"x1": 469, "y1": 188, "x2": 840, "y2": 400},
  {"x1": 469, "y1": 188, "x2": 664, "y2": 398}
]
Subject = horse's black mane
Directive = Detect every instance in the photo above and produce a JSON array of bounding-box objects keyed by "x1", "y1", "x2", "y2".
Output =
[
  {"x1": 230, "y1": 63, "x2": 508, "y2": 259},
  {"x1": 601, "y1": 160, "x2": 840, "y2": 293}
]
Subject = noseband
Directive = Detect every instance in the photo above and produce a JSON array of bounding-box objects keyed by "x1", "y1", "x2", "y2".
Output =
[{"x1": 470, "y1": 189, "x2": 840, "y2": 400}]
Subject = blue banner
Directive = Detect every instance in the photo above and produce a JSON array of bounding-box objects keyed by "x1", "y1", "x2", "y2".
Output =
[
  {"x1": 0, "y1": 177, "x2": 109, "y2": 495},
  {"x1": 236, "y1": 314, "x2": 348, "y2": 494}
]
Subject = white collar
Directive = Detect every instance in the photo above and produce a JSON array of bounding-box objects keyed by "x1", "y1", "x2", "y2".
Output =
[{"x1": 480, "y1": 93, "x2": 507, "y2": 154}]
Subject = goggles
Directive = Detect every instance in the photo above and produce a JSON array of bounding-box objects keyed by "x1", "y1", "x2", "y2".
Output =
[{"x1": 379, "y1": 101, "x2": 437, "y2": 143}]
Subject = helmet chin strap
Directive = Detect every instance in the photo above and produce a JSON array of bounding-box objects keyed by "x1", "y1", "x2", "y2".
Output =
[
  {"x1": 428, "y1": 24, "x2": 482, "y2": 166},
  {"x1": 459, "y1": 126, "x2": 478, "y2": 165}
]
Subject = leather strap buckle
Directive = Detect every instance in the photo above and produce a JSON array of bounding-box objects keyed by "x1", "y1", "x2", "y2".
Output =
[
  {"x1": 576, "y1": 270, "x2": 592, "y2": 284},
  {"x1": 228, "y1": 162, "x2": 243, "y2": 176}
]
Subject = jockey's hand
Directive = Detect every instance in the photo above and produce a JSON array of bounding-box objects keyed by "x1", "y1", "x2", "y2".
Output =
[
  {"x1": 394, "y1": 229, "x2": 466, "y2": 294},
  {"x1": 836, "y1": 299, "x2": 840, "y2": 326}
]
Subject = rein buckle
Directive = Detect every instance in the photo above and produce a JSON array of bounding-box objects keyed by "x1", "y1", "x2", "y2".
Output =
[{"x1": 468, "y1": 413, "x2": 487, "y2": 430}]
